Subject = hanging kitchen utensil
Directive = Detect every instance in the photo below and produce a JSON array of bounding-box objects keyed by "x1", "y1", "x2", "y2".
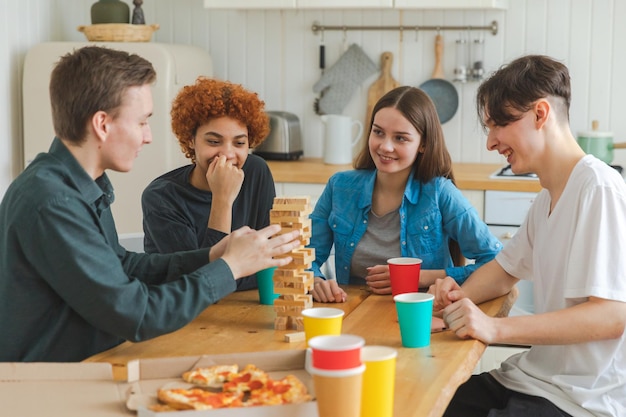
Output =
[
  {"x1": 313, "y1": 44, "x2": 377, "y2": 116},
  {"x1": 313, "y1": 29, "x2": 326, "y2": 115},
  {"x1": 363, "y1": 51, "x2": 400, "y2": 142},
  {"x1": 577, "y1": 120, "x2": 626, "y2": 164},
  {"x1": 419, "y1": 34, "x2": 459, "y2": 124}
]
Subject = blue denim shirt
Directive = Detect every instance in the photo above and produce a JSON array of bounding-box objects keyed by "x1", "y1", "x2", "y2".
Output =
[{"x1": 308, "y1": 169, "x2": 501, "y2": 285}]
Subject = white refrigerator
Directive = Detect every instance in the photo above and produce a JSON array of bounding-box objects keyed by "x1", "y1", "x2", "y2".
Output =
[{"x1": 22, "y1": 42, "x2": 213, "y2": 234}]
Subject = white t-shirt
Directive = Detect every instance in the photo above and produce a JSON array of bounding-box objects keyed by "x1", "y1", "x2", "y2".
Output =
[{"x1": 493, "y1": 155, "x2": 626, "y2": 417}]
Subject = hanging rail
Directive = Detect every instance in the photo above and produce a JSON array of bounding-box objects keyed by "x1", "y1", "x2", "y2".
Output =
[{"x1": 312, "y1": 20, "x2": 498, "y2": 36}]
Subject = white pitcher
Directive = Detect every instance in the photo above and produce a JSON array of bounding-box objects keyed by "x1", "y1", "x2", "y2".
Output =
[{"x1": 321, "y1": 114, "x2": 363, "y2": 165}]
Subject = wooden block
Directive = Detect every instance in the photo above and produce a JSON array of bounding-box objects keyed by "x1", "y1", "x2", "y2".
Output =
[
  {"x1": 292, "y1": 247, "x2": 314, "y2": 258},
  {"x1": 272, "y1": 203, "x2": 312, "y2": 211},
  {"x1": 274, "y1": 253, "x2": 314, "y2": 267},
  {"x1": 274, "y1": 298, "x2": 310, "y2": 307},
  {"x1": 274, "y1": 287, "x2": 308, "y2": 296},
  {"x1": 278, "y1": 294, "x2": 298, "y2": 301},
  {"x1": 273, "y1": 196, "x2": 310, "y2": 205},
  {"x1": 274, "y1": 273, "x2": 314, "y2": 285},
  {"x1": 284, "y1": 332, "x2": 305, "y2": 343},
  {"x1": 274, "y1": 274, "x2": 314, "y2": 293},
  {"x1": 270, "y1": 210, "x2": 308, "y2": 217},
  {"x1": 274, "y1": 316, "x2": 288, "y2": 330},
  {"x1": 275, "y1": 307, "x2": 307, "y2": 317},
  {"x1": 291, "y1": 316, "x2": 305, "y2": 331},
  {"x1": 274, "y1": 269, "x2": 301, "y2": 278}
]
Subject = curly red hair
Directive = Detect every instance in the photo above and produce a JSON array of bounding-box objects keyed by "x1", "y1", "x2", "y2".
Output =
[{"x1": 170, "y1": 77, "x2": 270, "y2": 161}]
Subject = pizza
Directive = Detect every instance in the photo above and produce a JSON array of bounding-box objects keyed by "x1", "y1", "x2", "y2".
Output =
[
  {"x1": 156, "y1": 388, "x2": 244, "y2": 410},
  {"x1": 222, "y1": 364, "x2": 269, "y2": 393},
  {"x1": 245, "y1": 374, "x2": 311, "y2": 406},
  {"x1": 152, "y1": 363, "x2": 311, "y2": 411},
  {"x1": 182, "y1": 364, "x2": 239, "y2": 388}
]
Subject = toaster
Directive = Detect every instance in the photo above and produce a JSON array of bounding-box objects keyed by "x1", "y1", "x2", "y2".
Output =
[{"x1": 253, "y1": 111, "x2": 303, "y2": 160}]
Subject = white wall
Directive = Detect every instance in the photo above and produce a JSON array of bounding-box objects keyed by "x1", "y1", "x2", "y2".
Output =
[{"x1": 2, "y1": 0, "x2": 626, "y2": 198}]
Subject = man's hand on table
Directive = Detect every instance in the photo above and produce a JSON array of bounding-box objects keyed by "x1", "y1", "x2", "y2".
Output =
[
  {"x1": 429, "y1": 276, "x2": 496, "y2": 343},
  {"x1": 428, "y1": 276, "x2": 466, "y2": 313}
]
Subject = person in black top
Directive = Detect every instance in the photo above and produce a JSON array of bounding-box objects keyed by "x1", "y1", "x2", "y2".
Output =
[{"x1": 142, "y1": 77, "x2": 275, "y2": 290}]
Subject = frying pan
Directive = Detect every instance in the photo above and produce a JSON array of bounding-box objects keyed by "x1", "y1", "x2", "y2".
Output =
[{"x1": 419, "y1": 34, "x2": 459, "y2": 124}]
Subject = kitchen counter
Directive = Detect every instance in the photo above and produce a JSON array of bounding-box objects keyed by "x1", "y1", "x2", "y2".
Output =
[{"x1": 266, "y1": 158, "x2": 543, "y2": 193}]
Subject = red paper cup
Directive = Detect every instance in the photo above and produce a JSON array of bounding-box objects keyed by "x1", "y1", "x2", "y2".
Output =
[
  {"x1": 306, "y1": 334, "x2": 365, "y2": 371},
  {"x1": 388, "y1": 257, "x2": 422, "y2": 297}
]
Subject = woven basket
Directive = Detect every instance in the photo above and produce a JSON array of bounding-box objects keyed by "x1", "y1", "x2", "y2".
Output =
[{"x1": 77, "y1": 23, "x2": 159, "y2": 42}]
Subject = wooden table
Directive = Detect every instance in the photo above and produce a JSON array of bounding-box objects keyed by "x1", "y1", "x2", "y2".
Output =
[
  {"x1": 341, "y1": 288, "x2": 517, "y2": 417},
  {"x1": 86, "y1": 285, "x2": 516, "y2": 417},
  {"x1": 85, "y1": 286, "x2": 370, "y2": 381}
]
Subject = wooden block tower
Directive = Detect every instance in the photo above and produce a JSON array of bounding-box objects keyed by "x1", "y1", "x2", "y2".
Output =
[{"x1": 270, "y1": 196, "x2": 315, "y2": 331}]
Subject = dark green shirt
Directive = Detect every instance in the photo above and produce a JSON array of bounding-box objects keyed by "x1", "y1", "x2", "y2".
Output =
[{"x1": 0, "y1": 138, "x2": 236, "y2": 362}]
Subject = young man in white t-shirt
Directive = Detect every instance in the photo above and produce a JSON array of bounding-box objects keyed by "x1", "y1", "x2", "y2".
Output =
[{"x1": 430, "y1": 55, "x2": 626, "y2": 417}]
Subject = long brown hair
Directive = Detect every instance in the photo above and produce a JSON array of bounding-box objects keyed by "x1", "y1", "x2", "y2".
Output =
[{"x1": 354, "y1": 86, "x2": 463, "y2": 266}]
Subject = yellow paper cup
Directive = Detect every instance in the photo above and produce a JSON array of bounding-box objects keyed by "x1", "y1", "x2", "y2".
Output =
[
  {"x1": 360, "y1": 346, "x2": 397, "y2": 417},
  {"x1": 302, "y1": 307, "x2": 344, "y2": 344}
]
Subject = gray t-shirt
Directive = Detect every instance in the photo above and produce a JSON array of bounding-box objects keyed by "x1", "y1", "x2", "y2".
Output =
[{"x1": 349, "y1": 209, "x2": 401, "y2": 283}]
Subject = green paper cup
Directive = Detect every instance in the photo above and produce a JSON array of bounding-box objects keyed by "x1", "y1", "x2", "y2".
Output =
[
  {"x1": 394, "y1": 292, "x2": 434, "y2": 348},
  {"x1": 256, "y1": 266, "x2": 278, "y2": 305}
]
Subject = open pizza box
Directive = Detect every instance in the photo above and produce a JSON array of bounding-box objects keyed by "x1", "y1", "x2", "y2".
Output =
[
  {"x1": 128, "y1": 349, "x2": 317, "y2": 416},
  {"x1": 0, "y1": 349, "x2": 318, "y2": 417},
  {"x1": 0, "y1": 361, "x2": 132, "y2": 416}
]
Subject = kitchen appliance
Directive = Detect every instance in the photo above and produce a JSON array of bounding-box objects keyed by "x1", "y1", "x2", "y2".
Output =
[
  {"x1": 490, "y1": 164, "x2": 538, "y2": 180},
  {"x1": 22, "y1": 42, "x2": 212, "y2": 234},
  {"x1": 577, "y1": 120, "x2": 626, "y2": 165},
  {"x1": 484, "y1": 190, "x2": 537, "y2": 316},
  {"x1": 321, "y1": 114, "x2": 363, "y2": 165},
  {"x1": 253, "y1": 111, "x2": 303, "y2": 161}
]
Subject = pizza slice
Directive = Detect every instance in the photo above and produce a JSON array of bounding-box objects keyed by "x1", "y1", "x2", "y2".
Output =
[
  {"x1": 222, "y1": 364, "x2": 270, "y2": 393},
  {"x1": 156, "y1": 388, "x2": 244, "y2": 410},
  {"x1": 244, "y1": 374, "x2": 311, "y2": 407},
  {"x1": 182, "y1": 364, "x2": 239, "y2": 388}
]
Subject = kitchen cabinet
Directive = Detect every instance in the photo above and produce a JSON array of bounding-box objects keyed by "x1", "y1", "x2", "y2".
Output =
[
  {"x1": 460, "y1": 189, "x2": 484, "y2": 220},
  {"x1": 394, "y1": 0, "x2": 508, "y2": 9},
  {"x1": 297, "y1": 0, "x2": 393, "y2": 8},
  {"x1": 204, "y1": 0, "x2": 507, "y2": 9},
  {"x1": 203, "y1": 0, "x2": 295, "y2": 9}
]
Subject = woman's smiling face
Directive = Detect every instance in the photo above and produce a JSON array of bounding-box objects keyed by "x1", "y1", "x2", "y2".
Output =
[
  {"x1": 369, "y1": 107, "x2": 421, "y2": 175},
  {"x1": 191, "y1": 116, "x2": 249, "y2": 174}
]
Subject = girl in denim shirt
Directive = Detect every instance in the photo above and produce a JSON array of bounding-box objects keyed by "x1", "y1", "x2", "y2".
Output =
[{"x1": 309, "y1": 86, "x2": 501, "y2": 303}]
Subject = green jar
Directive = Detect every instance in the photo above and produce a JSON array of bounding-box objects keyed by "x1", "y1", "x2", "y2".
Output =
[{"x1": 91, "y1": 0, "x2": 130, "y2": 24}]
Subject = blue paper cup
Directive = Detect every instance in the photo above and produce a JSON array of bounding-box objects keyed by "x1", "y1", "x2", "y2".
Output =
[
  {"x1": 257, "y1": 266, "x2": 278, "y2": 305},
  {"x1": 394, "y1": 292, "x2": 434, "y2": 348}
]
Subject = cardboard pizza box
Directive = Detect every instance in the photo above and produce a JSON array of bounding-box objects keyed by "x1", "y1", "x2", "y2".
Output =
[
  {"x1": 0, "y1": 361, "x2": 132, "y2": 416},
  {"x1": 127, "y1": 349, "x2": 317, "y2": 416},
  {"x1": 0, "y1": 349, "x2": 317, "y2": 416}
]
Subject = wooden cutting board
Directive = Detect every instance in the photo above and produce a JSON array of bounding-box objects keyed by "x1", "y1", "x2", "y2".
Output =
[{"x1": 363, "y1": 51, "x2": 399, "y2": 143}]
